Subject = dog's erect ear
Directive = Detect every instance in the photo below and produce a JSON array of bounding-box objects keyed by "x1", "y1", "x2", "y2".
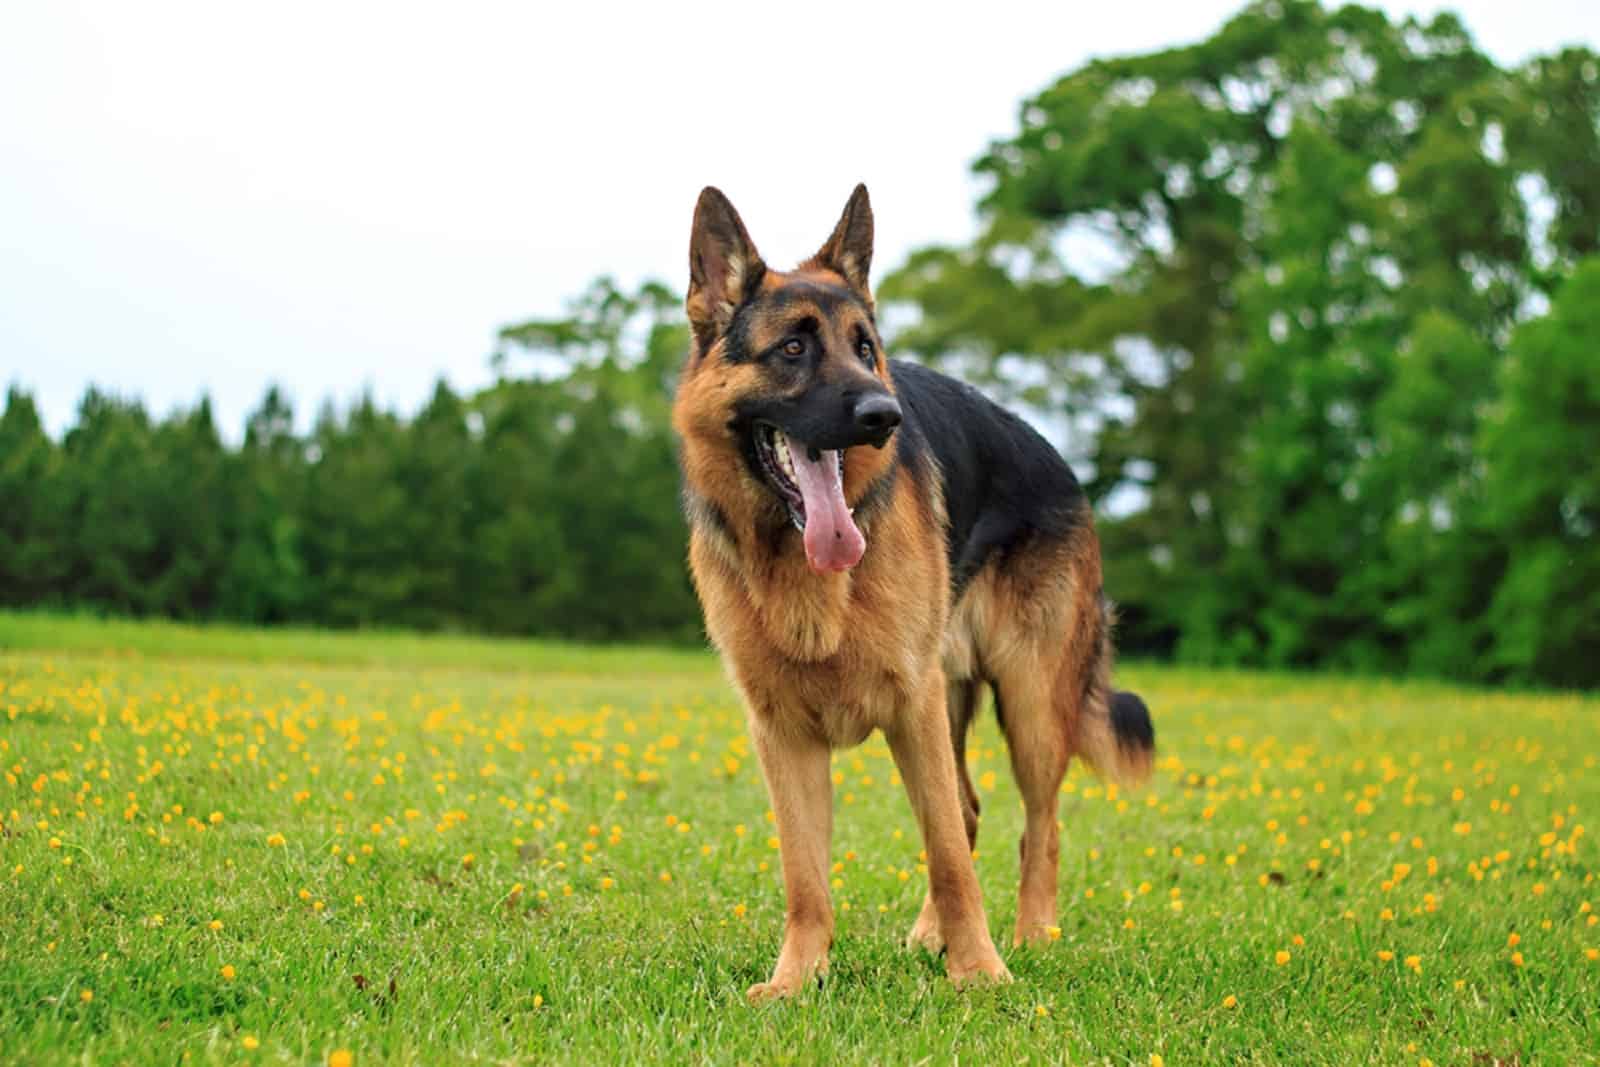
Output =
[
  {"x1": 687, "y1": 187, "x2": 766, "y2": 352},
  {"x1": 808, "y1": 183, "x2": 874, "y2": 300}
]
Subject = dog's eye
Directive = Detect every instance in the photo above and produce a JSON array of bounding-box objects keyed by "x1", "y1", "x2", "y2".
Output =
[
  {"x1": 857, "y1": 339, "x2": 875, "y2": 365},
  {"x1": 782, "y1": 338, "x2": 805, "y2": 359}
]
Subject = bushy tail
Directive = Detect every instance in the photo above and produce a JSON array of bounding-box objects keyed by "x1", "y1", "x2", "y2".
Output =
[
  {"x1": 1070, "y1": 595, "x2": 1155, "y2": 787},
  {"x1": 1076, "y1": 687, "x2": 1155, "y2": 787}
]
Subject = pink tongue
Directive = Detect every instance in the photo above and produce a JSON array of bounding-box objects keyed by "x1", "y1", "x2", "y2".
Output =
[{"x1": 785, "y1": 433, "x2": 865, "y2": 573}]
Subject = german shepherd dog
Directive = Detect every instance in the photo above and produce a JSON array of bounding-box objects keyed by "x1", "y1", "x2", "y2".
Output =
[{"x1": 673, "y1": 184, "x2": 1155, "y2": 1000}]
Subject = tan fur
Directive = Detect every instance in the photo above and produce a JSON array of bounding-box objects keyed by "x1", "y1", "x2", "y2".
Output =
[{"x1": 676, "y1": 186, "x2": 1146, "y2": 999}]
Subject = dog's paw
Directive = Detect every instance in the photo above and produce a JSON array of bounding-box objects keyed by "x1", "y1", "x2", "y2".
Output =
[
  {"x1": 747, "y1": 971, "x2": 824, "y2": 1003},
  {"x1": 947, "y1": 951, "x2": 1012, "y2": 988},
  {"x1": 1011, "y1": 920, "x2": 1060, "y2": 949},
  {"x1": 904, "y1": 915, "x2": 945, "y2": 954},
  {"x1": 747, "y1": 956, "x2": 828, "y2": 1003},
  {"x1": 904, "y1": 896, "x2": 944, "y2": 954},
  {"x1": 746, "y1": 979, "x2": 797, "y2": 1003}
]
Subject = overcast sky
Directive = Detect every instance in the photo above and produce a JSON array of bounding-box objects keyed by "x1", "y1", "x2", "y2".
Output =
[{"x1": 2, "y1": 1, "x2": 1595, "y2": 439}]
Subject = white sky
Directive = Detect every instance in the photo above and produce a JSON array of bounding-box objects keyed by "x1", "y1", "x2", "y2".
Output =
[{"x1": 2, "y1": 1, "x2": 1595, "y2": 439}]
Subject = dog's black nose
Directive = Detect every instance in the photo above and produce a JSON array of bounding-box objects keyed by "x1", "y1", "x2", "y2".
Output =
[{"x1": 852, "y1": 394, "x2": 902, "y2": 436}]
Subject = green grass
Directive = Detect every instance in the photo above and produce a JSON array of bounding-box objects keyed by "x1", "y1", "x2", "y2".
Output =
[
  {"x1": 2, "y1": 614, "x2": 1597, "y2": 1065},
  {"x1": 0, "y1": 611, "x2": 709, "y2": 676}
]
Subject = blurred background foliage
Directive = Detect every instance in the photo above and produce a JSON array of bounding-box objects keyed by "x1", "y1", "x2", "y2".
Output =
[{"x1": 2, "y1": 1, "x2": 1596, "y2": 686}]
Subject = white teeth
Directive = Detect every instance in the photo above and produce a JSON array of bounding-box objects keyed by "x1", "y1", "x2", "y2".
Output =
[{"x1": 775, "y1": 435, "x2": 796, "y2": 480}]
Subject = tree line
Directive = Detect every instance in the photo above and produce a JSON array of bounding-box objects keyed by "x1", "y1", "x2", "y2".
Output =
[
  {"x1": 1, "y1": 280, "x2": 701, "y2": 642},
  {"x1": 2, "y1": 1, "x2": 1596, "y2": 686}
]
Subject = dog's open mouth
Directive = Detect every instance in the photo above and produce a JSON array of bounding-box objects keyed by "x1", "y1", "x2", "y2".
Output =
[{"x1": 753, "y1": 422, "x2": 866, "y2": 573}]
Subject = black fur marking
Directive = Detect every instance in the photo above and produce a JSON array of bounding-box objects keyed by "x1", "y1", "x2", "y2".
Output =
[
  {"x1": 762, "y1": 279, "x2": 872, "y2": 320},
  {"x1": 729, "y1": 369, "x2": 895, "y2": 453},
  {"x1": 888, "y1": 359, "x2": 1088, "y2": 597},
  {"x1": 721, "y1": 301, "x2": 760, "y2": 364},
  {"x1": 682, "y1": 488, "x2": 735, "y2": 546},
  {"x1": 1110, "y1": 691, "x2": 1156, "y2": 753},
  {"x1": 851, "y1": 464, "x2": 898, "y2": 529},
  {"x1": 721, "y1": 281, "x2": 874, "y2": 366}
]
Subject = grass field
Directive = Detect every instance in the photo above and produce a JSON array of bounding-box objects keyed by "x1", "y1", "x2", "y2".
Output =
[{"x1": 3, "y1": 613, "x2": 1597, "y2": 1065}]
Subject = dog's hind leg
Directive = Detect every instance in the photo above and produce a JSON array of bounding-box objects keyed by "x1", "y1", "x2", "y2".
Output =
[
  {"x1": 905, "y1": 678, "x2": 982, "y2": 953},
  {"x1": 746, "y1": 717, "x2": 835, "y2": 1002},
  {"x1": 994, "y1": 661, "x2": 1072, "y2": 948}
]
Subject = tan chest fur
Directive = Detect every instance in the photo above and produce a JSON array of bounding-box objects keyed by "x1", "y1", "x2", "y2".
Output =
[{"x1": 690, "y1": 477, "x2": 947, "y2": 747}]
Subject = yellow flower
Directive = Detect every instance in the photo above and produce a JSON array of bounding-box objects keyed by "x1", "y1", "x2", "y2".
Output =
[
  {"x1": 328, "y1": 1051, "x2": 354, "y2": 1067},
  {"x1": 461, "y1": 853, "x2": 475, "y2": 869},
  {"x1": 1274, "y1": 950, "x2": 1291, "y2": 966},
  {"x1": 600, "y1": 876, "x2": 615, "y2": 890},
  {"x1": 221, "y1": 964, "x2": 236, "y2": 981},
  {"x1": 1046, "y1": 926, "x2": 1062, "y2": 941},
  {"x1": 1511, "y1": 951, "x2": 1525, "y2": 967},
  {"x1": 1378, "y1": 950, "x2": 1394, "y2": 961},
  {"x1": 208, "y1": 919, "x2": 223, "y2": 932},
  {"x1": 80, "y1": 989, "x2": 94, "y2": 1003},
  {"x1": 266, "y1": 832, "x2": 286, "y2": 848},
  {"x1": 1035, "y1": 1004, "x2": 1049, "y2": 1017},
  {"x1": 1405, "y1": 955, "x2": 1422, "y2": 973},
  {"x1": 242, "y1": 1035, "x2": 260, "y2": 1050},
  {"x1": 1222, "y1": 994, "x2": 1238, "y2": 1009},
  {"x1": 1507, "y1": 932, "x2": 1520, "y2": 947},
  {"x1": 1150, "y1": 1056, "x2": 1165, "y2": 1067},
  {"x1": 208, "y1": 811, "x2": 224, "y2": 824}
]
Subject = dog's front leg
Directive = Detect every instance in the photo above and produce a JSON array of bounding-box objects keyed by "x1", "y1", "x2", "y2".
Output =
[
  {"x1": 887, "y1": 671, "x2": 1011, "y2": 987},
  {"x1": 746, "y1": 717, "x2": 834, "y2": 1002}
]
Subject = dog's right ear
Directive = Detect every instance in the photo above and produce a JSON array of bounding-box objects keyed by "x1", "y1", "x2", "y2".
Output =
[{"x1": 687, "y1": 187, "x2": 766, "y2": 353}]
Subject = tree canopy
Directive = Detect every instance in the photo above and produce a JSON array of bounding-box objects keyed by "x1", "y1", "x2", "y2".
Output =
[{"x1": 879, "y1": 0, "x2": 1599, "y2": 685}]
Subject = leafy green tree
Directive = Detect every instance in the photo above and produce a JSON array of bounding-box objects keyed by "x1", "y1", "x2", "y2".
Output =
[
  {"x1": 882, "y1": 0, "x2": 1599, "y2": 680},
  {"x1": 147, "y1": 398, "x2": 230, "y2": 618},
  {"x1": 0, "y1": 387, "x2": 69, "y2": 605},
  {"x1": 399, "y1": 381, "x2": 475, "y2": 629},
  {"x1": 466, "y1": 379, "x2": 574, "y2": 634},
  {"x1": 219, "y1": 386, "x2": 309, "y2": 622},
  {"x1": 495, "y1": 277, "x2": 699, "y2": 640},
  {"x1": 1477, "y1": 258, "x2": 1600, "y2": 687},
  {"x1": 299, "y1": 396, "x2": 414, "y2": 627},
  {"x1": 57, "y1": 391, "x2": 164, "y2": 615},
  {"x1": 1363, "y1": 313, "x2": 1498, "y2": 677}
]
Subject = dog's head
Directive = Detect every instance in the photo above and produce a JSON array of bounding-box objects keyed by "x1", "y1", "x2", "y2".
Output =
[{"x1": 673, "y1": 184, "x2": 900, "y2": 575}]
